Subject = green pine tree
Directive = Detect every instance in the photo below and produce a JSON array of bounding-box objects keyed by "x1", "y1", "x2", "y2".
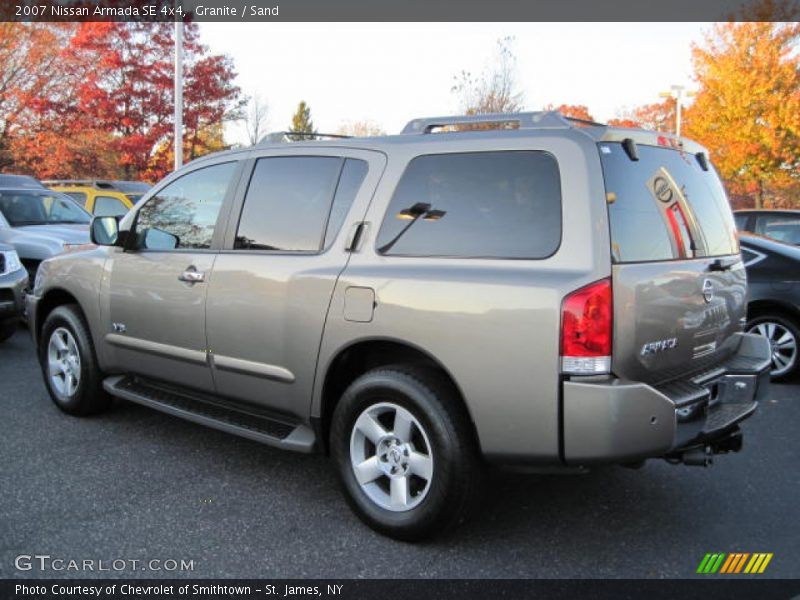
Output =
[{"x1": 288, "y1": 101, "x2": 315, "y2": 141}]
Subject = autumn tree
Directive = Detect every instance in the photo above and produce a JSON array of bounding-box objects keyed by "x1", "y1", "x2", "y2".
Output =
[
  {"x1": 288, "y1": 101, "x2": 315, "y2": 140},
  {"x1": 65, "y1": 22, "x2": 242, "y2": 180},
  {"x1": 452, "y1": 37, "x2": 523, "y2": 116},
  {"x1": 544, "y1": 104, "x2": 595, "y2": 122},
  {"x1": 684, "y1": 20, "x2": 800, "y2": 208},
  {"x1": 243, "y1": 92, "x2": 269, "y2": 145},
  {"x1": 336, "y1": 120, "x2": 386, "y2": 137},
  {"x1": 0, "y1": 23, "x2": 85, "y2": 171},
  {"x1": 609, "y1": 100, "x2": 676, "y2": 132}
]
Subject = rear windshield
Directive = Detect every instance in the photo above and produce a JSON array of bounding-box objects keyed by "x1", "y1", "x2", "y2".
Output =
[{"x1": 600, "y1": 142, "x2": 738, "y2": 263}]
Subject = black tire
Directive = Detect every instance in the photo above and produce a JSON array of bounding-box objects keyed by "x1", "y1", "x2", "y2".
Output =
[
  {"x1": 0, "y1": 319, "x2": 16, "y2": 343},
  {"x1": 331, "y1": 366, "x2": 484, "y2": 541},
  {"x1": 39, "y1": 304, "x2": 111, "y2": 415},
  {"x1": 746, "y1": 312, "x2": 800, "y2": 382}
]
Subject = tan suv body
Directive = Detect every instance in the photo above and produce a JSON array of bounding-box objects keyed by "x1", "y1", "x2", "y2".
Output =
[{"x1": 28, "y1": 113, "x2": 771, "y2": 539}]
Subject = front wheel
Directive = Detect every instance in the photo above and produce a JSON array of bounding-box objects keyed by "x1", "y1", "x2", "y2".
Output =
[
  {"x1": 330, "y1": 367, "x2": 484, "y2": 541},
  {"x1": 39, "y1": 304, "x2": 111, "y2": 415},
  {"x1": 747, "y1": 313, "x2": 799, "y2": 381}
]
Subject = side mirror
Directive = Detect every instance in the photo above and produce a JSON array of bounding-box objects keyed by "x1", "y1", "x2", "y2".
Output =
[{"x1": 90, "y1": 216, "x2": 119, "y2": 246}]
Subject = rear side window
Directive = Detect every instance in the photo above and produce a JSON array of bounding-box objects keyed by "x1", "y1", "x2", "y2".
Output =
[
  {"x1": 376, "y1": 151, "x2": 561, "y2": 258},
  {"x1": 600, "y1": 143, "x2": 738, "y2": 263},
  {"x1": 235, "y1": 156, "x2": 366, "y2": 252},
  {"x1": 754, "y1": 214, "x2": 800, "y2": 245},
  {"x1": 63, "y1": 191, "x2": 87, "y2": 206}
]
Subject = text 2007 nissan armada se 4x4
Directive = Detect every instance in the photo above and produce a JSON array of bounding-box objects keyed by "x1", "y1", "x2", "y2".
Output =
[{"x1": 29, "y1": 112, "x2": 770, "y2": 540}]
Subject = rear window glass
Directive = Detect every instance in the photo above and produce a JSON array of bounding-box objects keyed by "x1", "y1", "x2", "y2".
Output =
[
  {"x1": 376, "y1": 151, "x2": 561, "y2": 259},
  {"x1": 600, "y1": 143, "x2": 738, "y2": 263},
  {"x1": 754, "y1": 214, "x2": 800, "y2": 245}
]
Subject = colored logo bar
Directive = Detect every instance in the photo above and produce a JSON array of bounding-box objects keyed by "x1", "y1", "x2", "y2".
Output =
[{"x1": 696, "y1": 553, "x2": 773, "y2": 574}]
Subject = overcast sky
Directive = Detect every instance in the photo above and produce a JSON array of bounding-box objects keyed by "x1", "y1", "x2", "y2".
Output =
[{"x1": 199, "y1": 22, "x2": 711, "y2": 144}]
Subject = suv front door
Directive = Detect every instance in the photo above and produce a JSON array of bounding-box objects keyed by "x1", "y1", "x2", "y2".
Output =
[
  {"x1": 103, "y1": 161, "x2": 242, "y2": 392},
  {"x1": 205, "y1": 149, "x2": 385, "y2": 420}
]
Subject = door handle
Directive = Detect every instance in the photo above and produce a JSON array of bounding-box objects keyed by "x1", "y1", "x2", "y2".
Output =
[{"x1": 178, "y1": 267, "x2": 205, "y2": 283}]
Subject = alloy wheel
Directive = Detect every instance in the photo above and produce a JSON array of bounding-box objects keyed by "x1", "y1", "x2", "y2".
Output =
[
  {"x1": 47, "y1": 327, "x2": 82, "y2": 397},
  {"x1": 748, "y1": 320, "x2": 797, "y2": 378},
  {"x1": 349, "y1": 402, "x2": 434, "y2": 512}
]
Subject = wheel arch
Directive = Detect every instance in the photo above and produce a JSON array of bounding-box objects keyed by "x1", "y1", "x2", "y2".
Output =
[
  {"x1": 36, "y1": 288, "x2": 83, "y2": 344},
  {"x1": 747, "y1": 299, "x2": 800, "y2": 324},
  {"x1": 315, "y1": 337, "x2": 480, "y2": 455}
]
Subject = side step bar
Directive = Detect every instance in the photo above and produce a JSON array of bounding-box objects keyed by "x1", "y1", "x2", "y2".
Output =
[{"x1": 103, "y1": 375, "x2": 316, "y2": 453}]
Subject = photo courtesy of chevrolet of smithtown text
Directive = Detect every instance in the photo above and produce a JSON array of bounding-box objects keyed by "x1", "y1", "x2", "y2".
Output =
[{"x1": 0, "y1": 0, "x2": 798, "y2": 599}]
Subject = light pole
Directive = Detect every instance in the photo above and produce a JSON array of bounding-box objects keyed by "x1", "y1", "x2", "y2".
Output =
[
  {"x1": 659, "y1": 85, "x2": 695, "y2": 138},
  {"x1": 174, "y1": 19, "x2": 183, "y2": 171}
]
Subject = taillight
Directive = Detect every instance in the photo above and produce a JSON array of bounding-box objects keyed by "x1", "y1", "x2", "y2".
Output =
[{"x1": 560, "y1": 278, "x2": 612, "y2": 375}]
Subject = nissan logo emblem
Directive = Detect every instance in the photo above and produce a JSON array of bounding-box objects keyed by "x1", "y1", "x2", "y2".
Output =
[
  {"x1": 702, "y1": 279, "x2": 714, "y2": 303},
  {"x1": 654, "y1": 176, "x2": 673, "y2": 203}
]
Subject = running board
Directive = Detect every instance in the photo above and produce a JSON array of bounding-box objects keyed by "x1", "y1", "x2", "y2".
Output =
[{"x1": 103, "y1": 375, "x2": 316, "y2": 453}]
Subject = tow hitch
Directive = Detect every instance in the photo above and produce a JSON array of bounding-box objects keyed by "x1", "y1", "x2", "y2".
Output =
[{"x1": 665, "y1": 427, "x2": 743, "y2": 467}]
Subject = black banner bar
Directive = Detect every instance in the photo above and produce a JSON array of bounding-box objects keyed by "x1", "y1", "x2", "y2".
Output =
[
  {"x1": 3, "y1": 0, "x2": 800, "y2": 22},
  {"x1": 3, "y1": 579, "x2": 800, "y2": 600}
]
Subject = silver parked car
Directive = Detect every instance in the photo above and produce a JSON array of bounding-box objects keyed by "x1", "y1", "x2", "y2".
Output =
[
  {"x1": 0, "y1": 187, "x2": 91, "y2": 282},
  {"x1": 27, "y1": 112, "x2": 771, "y2": 540}
]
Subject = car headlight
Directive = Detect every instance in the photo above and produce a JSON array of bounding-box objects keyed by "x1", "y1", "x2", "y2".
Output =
[{"x1": 2, "y1": 249, "x2": 22, "y2": 274}]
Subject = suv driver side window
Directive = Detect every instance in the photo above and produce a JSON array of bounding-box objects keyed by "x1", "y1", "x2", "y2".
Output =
[{"x1": 135, "y1": 162, "x2": 237, "y2": 250}]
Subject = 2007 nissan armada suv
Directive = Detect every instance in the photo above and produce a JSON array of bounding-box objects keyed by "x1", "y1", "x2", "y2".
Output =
[{"x1": 28, "y1": 112, "x2": 771, "y2": 540}]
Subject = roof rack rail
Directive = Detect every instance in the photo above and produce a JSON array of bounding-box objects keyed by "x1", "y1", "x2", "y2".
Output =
[
  {"x1": 258, "y1": 131, "x2": 352, "y2": 144},
  {"x1": 43, "y1": 179, "x2": 117, "y2": 190},
  {"x1": 401, "y1": 111, "x2": 606, "y2": 134}
]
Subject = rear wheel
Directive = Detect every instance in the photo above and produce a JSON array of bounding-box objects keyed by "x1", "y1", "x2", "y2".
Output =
[
  {"x1": 39, "y1": 304, "x2": 111, "y2": 415},
  {"x1": 746, "y1": 313, "x2": 799, "y2": 381},
  {"x1": 330, "y1": 366, "x2": 484, "y2": 541}
]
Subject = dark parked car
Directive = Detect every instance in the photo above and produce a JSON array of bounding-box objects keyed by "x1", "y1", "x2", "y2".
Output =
[
  {"x1": 735, "y1": 209, "x2": 800, "y2": 246},
  {"x1": 0, "y1": 174, "x2": 46, "y2": 189},
  {"x1": 0, "y1": 242, "x2": 28, "y2": 341},
  {"x1": 740, "y1": 232, "x2": 800, "y2": 380}
]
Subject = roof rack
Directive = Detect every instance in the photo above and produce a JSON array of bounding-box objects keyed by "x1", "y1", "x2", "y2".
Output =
[
  {"x1": 43, "y1": 179, "x2": 118, "y2": 190},
  {"x1": 401, "y1": 111, "x2": 606, "y2": 134},
  {"x1": 257, "y1": 131, "x2": 352, "y2": 144}
]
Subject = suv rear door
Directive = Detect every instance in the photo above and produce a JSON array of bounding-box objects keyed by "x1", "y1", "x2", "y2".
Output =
[
  {"x1": 600, "y1": 141, "x2": 745, "y2": 384},
  {"x1": 205, "y1": 148, "x2": 385, "y2": 421}
]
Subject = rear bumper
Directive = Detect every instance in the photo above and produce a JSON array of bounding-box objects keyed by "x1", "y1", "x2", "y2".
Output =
[
  {"x1": 562, "y1": 332, "x2": 771, "y2": 464},
  {"x1": 0, "y1": 268, "x2": 29, "y2": 322}
]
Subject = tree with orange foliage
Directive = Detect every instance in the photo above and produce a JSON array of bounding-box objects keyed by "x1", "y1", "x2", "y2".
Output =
[
  {"x1": 544, "y1": 104, "x2": 595, "y2": 122},
  {"x1": 0, "y1": 23, "x2": 82, "y2": 171},
  {"x1": 684, "y1": 20, "x2": 800, "y2": 208},
  {"x1": 608, "y1": 99, "x2": 676, "y2": 132},
  {"x1": 70, "y1": 22, "x2": 242, "y2": 181}
]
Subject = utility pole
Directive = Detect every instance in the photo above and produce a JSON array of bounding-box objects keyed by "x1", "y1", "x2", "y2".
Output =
[
  {"x1": 659, "y1": 85, "x2": 695, "y2": 138},
  {"x1": 174, "y1": 19, "x2": 183, "y2": 171}
]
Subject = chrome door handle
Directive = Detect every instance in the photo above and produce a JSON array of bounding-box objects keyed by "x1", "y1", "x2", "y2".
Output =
[{"x1": 178, "y1": 268, "x2": 205, "y2": 283}]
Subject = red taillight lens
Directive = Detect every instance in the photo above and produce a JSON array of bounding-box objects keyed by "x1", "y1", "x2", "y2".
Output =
[{"x1": 560, "y1": 278, "x2": 612, "y2": 374}]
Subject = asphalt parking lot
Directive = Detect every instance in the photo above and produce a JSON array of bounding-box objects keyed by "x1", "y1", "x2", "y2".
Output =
[{"x1": 1, "y1": 326, "x2": 798, "y2": 580}]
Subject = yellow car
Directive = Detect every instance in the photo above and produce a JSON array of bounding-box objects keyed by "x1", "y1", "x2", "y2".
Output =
[{"x1": 44, "y1": 180, "x2": 150, "y2": 217}]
